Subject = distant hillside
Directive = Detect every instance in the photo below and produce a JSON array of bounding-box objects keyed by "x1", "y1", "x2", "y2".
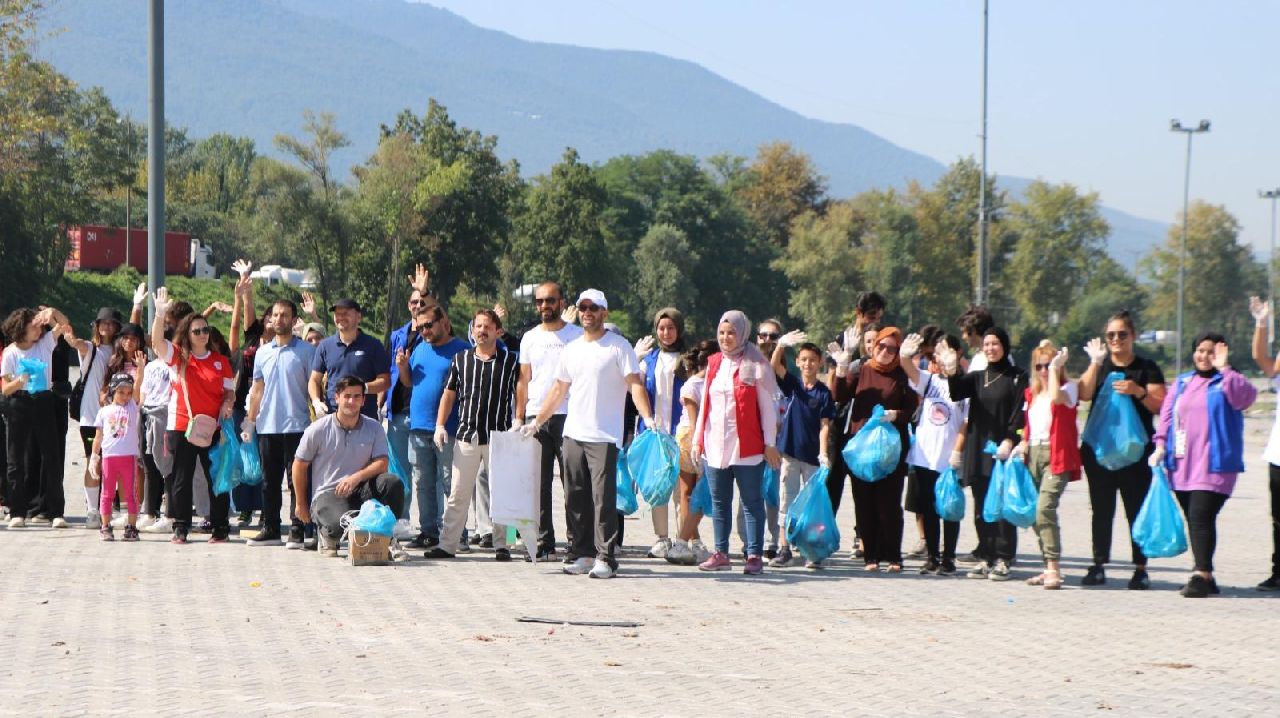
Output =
[{"x1": 37, "y1": 0, "x2": 1169, "y2": 258}]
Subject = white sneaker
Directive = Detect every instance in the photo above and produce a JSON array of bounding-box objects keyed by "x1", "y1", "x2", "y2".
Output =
[
  {"x1": 7, "y1": 517, "x2": 25, "y2": 529},
  {"x1": 110, "y1": 514, "x2": 128, "y2": 529},
  {"x1": 392, "y1": 518, "x2": 416, "y2": 540},
  {"x1": 665, "y1": 540, "x2": 696, "y2": 566},
  {"x1": 142, "y1": 517, "x2": 172, "y2": 534},
  {"x1": 136, "y1": 515, "x2": 156, "y2": 530},
  {"x1": 647, "y1": 537, "x2": 672, "y2": 559},
  {"x1": 50, "y1": 517, "x2": 69, "y2": 529},
  {"x1": 563, "y1": 557, "x2": 595, "y2": 575},
  {"x1": 85, "y1": 511, "x2": 102, "y2": 529},
  {"x1": 588, "y1": 559, "x2": 616, "y2": 579}
]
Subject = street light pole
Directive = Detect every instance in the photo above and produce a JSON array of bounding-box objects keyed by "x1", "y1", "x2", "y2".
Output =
[
  {"x1": 975, "y1": 0, "x2": 990, "y2": 306},
  {"x1": 1262, "y1": 187, "x2": 1280, "y2": 346},
  {"x1": 146, "y1": 0, "x2": 165, "y2": 327},
  {"x1": 1170, "y1": 119, "x2": 1210, "y2": 377}
]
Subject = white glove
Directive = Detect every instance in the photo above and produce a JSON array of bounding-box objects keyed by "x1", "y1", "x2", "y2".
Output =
[
  {"x1": 827, "y1": 342, "x2": 851, "y2": 372},
  {"x1": 519, "y1": 421, "x2": 540, "y2": 439},
  {"x1": 240, "y1": 417, "x2": 255, "y2": 443},
  {"x1": 818, "y1": 452, "x2": 830, "y2": 469},
  {"x1": 901, "y1": 333, "x2": 923, "y2": 360},
  {"x1": 561, "y1": 305, "x2": 577, "y2": 324},
  {"x1": 1084, "y1": 337, "x2": 1107, "y2": 365},
  {"x1": 995, "y1": 439, "x2": 1013, "y2": 461},
  {"x1": 689, "y1": 445, "x2": 703, "y2": 471},
  {"x1": 882, "y1": 409, "x2": 899, "y2": 423},
  {"x1": 152, "y1": 286, "x2": 172, "y2": 317},
  {"x1": 648, "y1": 414, "x2": 665, "y2": 434},
  {"x1": 948, "y1": 450, "x2": 963, "y2": 470},
  {"x1": 88, "y1": 453, "x2": 101, "y2": 480},
  {"x1": 312, "y1": 398, "x2": 329, "y2": 417},
  {"x1": 230, "y1": 258, "x2": 252, "y2": 278},
  {"x1": 132, "y1": 282, "x2": 148, "y2": 307},
  {"x1": 433, "y1": 426, "x2": 449, "y2": 449},
  {"x1": 935, "y1": 342, "x2": 959, "y2": 376},
  {"x1": 1012, "y1": 441, "x2": 1028, "y2": 460},
  {"x1": 634, "y1": 335, "x2": 655, "y2": 357},
  {"x1": 1049, "y1": 347, "x2": 1068, "y2": 372},
  {"x1": 1148, "y1": 445, "x2": 1166, "y2": 468},
  {"x1": 1250, "y1": 296, "x2": 1271, "y2": 327},
  {"x1": 778, "y1": 330, "x2": 807, "y2": 348}
]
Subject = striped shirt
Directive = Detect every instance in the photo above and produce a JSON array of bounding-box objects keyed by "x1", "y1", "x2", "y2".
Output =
[{"x1": 446, "y1": 346, "x2": 519, "y2": 444}]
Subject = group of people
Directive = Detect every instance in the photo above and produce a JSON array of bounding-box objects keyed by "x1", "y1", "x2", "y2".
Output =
[{"x1": 3, "y1": 269, "x2": 1279, "y2": 595}]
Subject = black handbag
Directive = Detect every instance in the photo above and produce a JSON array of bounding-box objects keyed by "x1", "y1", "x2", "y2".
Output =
[{"x1": 68, "y1": 344, "x2": 98, "y2": 422}]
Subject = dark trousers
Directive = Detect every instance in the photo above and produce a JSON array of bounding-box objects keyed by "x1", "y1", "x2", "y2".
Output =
[
  {"x1": 1081, "y1": 444, "x2": 1151, "y2": 566},
  {"x1": 1270, "y1": 464, "x2": 1280, "y2": 575},
  {"x1": 851, "y1": 472, "x2": 905, "y2": 564},
  {"x1": 258, "y1": 432, "x2": 303, "y2": 534},
  {"x1": 563, "y1": 437, "x2": 619, "y2": 567},
  {"x1": 142, "y1": 453, "x2": 165, "y2": 516},
  {"x1": 534, "y1": 415, "x2": 567, "y2": 550},
  {"x1": 166, "y1": 430, "x2": 229, "y2": 533},
  {"x1": 311, "y1": 472, "x2": 405, "y2": 540},
  {"x1": 969, "y1": 473, "x2": 1017, "y2": 563},
  {"x1": 826, "y1": 426, "x2": 853, "y2": 513},
  {"x1": 3, "y1": 392, "x2": 65, "y2": 519},
  {"x1": 913, "y1": 467, "x2": 960, "y2": 562},
  {"x1": 1176, "y1": 489, "x2": 1229, "y2": 573}
]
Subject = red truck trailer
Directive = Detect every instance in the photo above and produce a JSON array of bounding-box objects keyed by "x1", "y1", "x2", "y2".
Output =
[{"x1": 64, "y1": 225, "x2": 215, "y2": 278}]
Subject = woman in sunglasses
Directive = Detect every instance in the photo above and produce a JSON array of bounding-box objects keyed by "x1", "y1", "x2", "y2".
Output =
[
  {"x1": 830, "y1": 326, "x2": 919, "y2": 572},
  {"x1": 1077, "y1": 310, "x2": 1167, "y2": 589},
  {"x1": 150, "y1": 287, "x2": 235, "y2": 544}
]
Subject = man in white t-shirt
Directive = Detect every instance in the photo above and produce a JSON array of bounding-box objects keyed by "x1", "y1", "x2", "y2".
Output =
[
  {"x1": 524, "y1": 289, "x2": 656, "y2": 579},
  {"x1": 515, "y1": 281, "x2": 583, "y2": 561}
]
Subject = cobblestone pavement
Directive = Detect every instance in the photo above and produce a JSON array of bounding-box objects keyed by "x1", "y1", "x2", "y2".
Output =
[{"x1": 1, "y1": 416, "x2": 1276, "y2": 716}]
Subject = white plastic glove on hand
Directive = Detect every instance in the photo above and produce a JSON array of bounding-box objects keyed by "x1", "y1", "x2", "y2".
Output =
[
  {"x1": 995, "y1": 439, "x2": 1014, "y2": 461},
  {"x1": 827, "y1": 342, "x2": 851, "y2": 370},
  {"x1": 230, "y1": 258, "x2": 252, "y2": 278},
  {"x1": 778, "y1": 330, "x2": 807, "y2": 349},
  {"x1": 818, "y1": 452, "x2": 830, "y2": 468},
  {"x1": 1149, "y1": 445, "x2": 1166, "y2": 468},
  {"x1": 132, "y1": 282, "x2": 148, "y2": 307},
  {"x1": 1084, "y1": 337, "x2": 1107, "y2": 365},
  {"x1": 433, "y1": 426, "x2": 449, "y2": 449},
  {"x1": 152, "y1": 286, "x2": 172, "y2": 317},
  {"x1": 1250, "y1": 296, "x2": 1271, "y2": 327},
  {"x1": 1012, "y1": 441, "x2": 1028, "y2": 460},
  {"x1": 240, "y1": 417, "x2": 255, "y2": 443},
  {"x1": 949, "y1": 450, "x2": 963, "y2": 470},
  {"x1": 1050, "y1": 347, "x2": 1069, "y2": 372},
  {"x1": 519, "y1": 421, "x2": 540, "y2": 439},
  {"x1": 634, "y1": 335, "x2": 654, "y2": 357},
  {"x1": 934, "y1": 342, "x2": 959, "y2": 376},
  {"x1": 900, "y1": 333, "x2": 923, "y2": 360},
  {"x1": 311, "y1": 398, "x2": 329, "y2": 417}
]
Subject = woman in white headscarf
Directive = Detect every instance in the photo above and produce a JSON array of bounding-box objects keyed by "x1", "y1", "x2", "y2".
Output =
[{"x1": 691, "y1": 311, "x2": 781, "y2": 575}]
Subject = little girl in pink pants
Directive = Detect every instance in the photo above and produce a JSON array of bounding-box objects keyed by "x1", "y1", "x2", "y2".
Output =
[{"x1": 92, "y1": 373, "x2": 141, "y2": 541}]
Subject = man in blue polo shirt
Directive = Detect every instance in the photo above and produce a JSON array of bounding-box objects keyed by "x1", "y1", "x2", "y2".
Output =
[{"x1": 309, "y1": 298, "x2": 391, "y2": 422}]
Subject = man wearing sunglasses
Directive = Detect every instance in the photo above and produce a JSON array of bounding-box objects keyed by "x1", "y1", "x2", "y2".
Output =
[
  {"x1": 395, "y1": 304, "x2": 468, "y2": 549},
  {"x1": 514, "y1": 282, "x2": 583, "y2": 560},
  {"x1": 523, "y1": 289, "x2": 657, "y2": 579},
  {"x1": 385, "y1": 266, "x2": 435, "y2": 529}
]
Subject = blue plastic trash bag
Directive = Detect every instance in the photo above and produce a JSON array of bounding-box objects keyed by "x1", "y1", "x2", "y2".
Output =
[
  {"x1": 386, "y1": 439, "x2": 411, "y2": 500},
  {"x1": 209, "y1": 418, "x2": 242, "y2": 497},
  {"x1": 982, "y1": 457, "x2": 1007, "y2": 523},
  {"x1": 763, "y1": 463, "x2": 780, "y2": 509},
  {"x1": 1081, "y1": 371, "x2": 1148, "y2": 470},
  {"x1": 934, "y1": 467, "x2": 965, "y2": 522},
  {"x1": 16, "y1": 357, "x2": 48, "y2": 393},
  {"x1": 1000, "y1": 458, "x2": 1038, "y2": 528},
  {"x1": 351, "y1": 499, "x2": 397, "y2": 537},
  {"x1": 841, "y1": 405, "x2": 902, "y2": 482},
  {"x1": 1131, "y1": 466, "x2": 1188, "y2": 558},
  {"x1": 783, "y1": 467, "x2": 841, "y2": 563},
  {"x1": 616, "y1": 452, "x2": 639, "y2": 515},
  {"x1": 238, "y1": 430, "x2": 263, "y2": 486},
  {"x1": 689, "y1": 470, "x2": 715, "y2": 518},
  {"x1": 628, "y1": 430, "x2": 681, "y2": 506}
]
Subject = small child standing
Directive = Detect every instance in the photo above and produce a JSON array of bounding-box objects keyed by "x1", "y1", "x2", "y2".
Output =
[{"x1": 91, "y1": 373, "x2": 142, "y2": 541}]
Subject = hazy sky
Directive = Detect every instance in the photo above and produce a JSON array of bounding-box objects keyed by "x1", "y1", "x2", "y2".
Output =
[{"x1": 422, "y1": 0, "x2": 1280, "y2": 258}]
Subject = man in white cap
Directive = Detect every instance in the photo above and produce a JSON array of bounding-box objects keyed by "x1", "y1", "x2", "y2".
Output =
[{"x1": 524, "y1": 289, "x2": 657, "y2": 579}]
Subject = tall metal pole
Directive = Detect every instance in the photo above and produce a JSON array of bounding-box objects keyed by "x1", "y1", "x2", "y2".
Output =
[
  {"x1": 124, "y1": 113, "x2": 132, "y2": 271},
  {"x1": 1170, "y1": 119, "x2": 1210, "y2": 377},
  {"x1": 976, "y1": 0, "x2": 989, "y2": 306},
  {"x1": 1262, "y1": 188, "x2": 1280, "y2": 346},
  {"x1": 146, "y1": 0, "x2": 165, "y2": 327}
]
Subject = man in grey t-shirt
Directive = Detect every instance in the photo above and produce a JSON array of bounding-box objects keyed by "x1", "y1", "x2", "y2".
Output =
[{"x1": 293, "y1": 375, "x2": 405, "y2": 556}]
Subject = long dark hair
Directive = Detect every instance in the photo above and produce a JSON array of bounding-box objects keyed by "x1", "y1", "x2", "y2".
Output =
[
  {"x1": 105, "y1": 331, "x2": 144, "y2": 377},
  {"x1": 1, "y1": 308, "x2": 36, "y2": 345}
]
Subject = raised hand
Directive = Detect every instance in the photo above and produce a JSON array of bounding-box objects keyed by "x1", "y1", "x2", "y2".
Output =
[
  {"x1": 300, "y1": 291, "x2": 316, "y2": 318},
  {"x1": 1212, "y1": 341, "x2": 1229, "y2": 370},
  {"x1": 634, "y1": 335, "x2": 655, "y2": 357},
  {"x1": 132, "y1": 282, "x2": 148, "y2": 307},
  {"x1": 208, "y1": 301, "x2": 234, "y2": 314},
  {"x1": 234, "y1": 272, "x2": 252, "y2": 297},
  {"x1": 1084, "y1": 337, "x2": 1107, "y2": 365},
  {"x1": 900, "y1": 333, "x2": 923, "y2": 360},
  {"x1": 778, "y1": 330, "x2": 807, "y2": 348},
  {"x1": 561, "y1": 305, "x2": 578, "y2": 324},
  {"x1": 934, "y1": 341, "x2": 959, "y2": 375},
  {"x1": 1250, "y1": 296, "x2": 1271, "y2": 326},
  {"x1": 395, "y1": 347, "x2": 409, "y2": 371},
  {"x1": 133, "y1": 349, "x2": 147, "y2": 367},
  {"x1": 1050, "y1": 347, "x2": 1069, "y2": 371},
  {"x1": 493, "y1": 303, "x2": 506, "y2": 320},
  {"x1": 230, "y1": 258, "x2": 252, "y2": 278},
  {"x1": 842, "y1": 326, "x2": 860, "y2": 356},
  {"x1": 826, "y1": 341, "x2": 850, "y2": 367},
  {"x1": 153, "y1": 287, "x2": 172, "y2": 316},
  {"x1": 408, "y1": 263, "x2": 430, "y2": 295}
]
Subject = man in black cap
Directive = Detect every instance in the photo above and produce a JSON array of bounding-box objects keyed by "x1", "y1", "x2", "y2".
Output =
[{"x1": 308, "y1": 298, "x2": 390, "y2": 421}]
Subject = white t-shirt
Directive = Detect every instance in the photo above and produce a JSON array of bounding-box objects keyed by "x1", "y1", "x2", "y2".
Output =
[
  {"x1": 140, "y1": 359, "x2": 174, "y2": 410},
  {"x1": 1264, "y1": 376, "x2": 1280, "y2": 465},
  {"x1": 677, "y1": 375, "x2": 705, "y2": 433},
  {"x1": 640, "y1": 349, "x2": 681, "y2": 432},
  {"x1": 77, "y1": 344, "x2": 112, "y2": 425},
  {"x1": 1, "y1": 332, "x2": 56, "y2": 390},
  {"x1": 94, "y1": 400, "x2": 140, "y2": 458},
  {"x1": 1027, "y1": 381, "x2": 1079, "y2": 443},
  {"x1": 556, "y1": 331, "x2": 640, "y2": 445},
  {"x1": 519, "y1": 323, "x2": 584, "y2": 416},
  {"x1": 906, "y1": 372, "x2": 969, "y2": 472}
]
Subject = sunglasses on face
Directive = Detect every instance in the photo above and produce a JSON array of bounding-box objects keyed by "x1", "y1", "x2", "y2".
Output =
[
  {"x1": 1106, "y1": 331, "x2": 1130, "y2": 340},
  {"x1": 876, "y1": 342, "x2": 899, "y2": 354},
  {"x1": 416, "y1": 320, "x2": 436, "y2": 332},
  {"x1": 757, "y1": 332, "x2": 780, "y2": 340},
  {"x1": 1034, "y1": 363, "x2": 1050, "y2": 371},
  {"x1": 408, "y1": 299, "x2": 426, "y2": 307},
  {"x1": 577, "y1": 303, "x2": 602, "y2": 313},
  {"x1": 534, "y1": 297, "x2": 559, "y2": 305},
  {"x1": 189, "y1": 326, "x2": 211, "y2": 336}
]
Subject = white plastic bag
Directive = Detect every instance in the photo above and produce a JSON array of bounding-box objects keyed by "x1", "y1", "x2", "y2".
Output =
[{"x1": 487, "y1": 429, "x2": 540, "y2": 560}]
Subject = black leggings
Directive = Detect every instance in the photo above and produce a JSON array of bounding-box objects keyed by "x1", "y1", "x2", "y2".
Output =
[
  {"x1": 1270, "y1": 464, "x2": 1280, "y2": 575},
  {"x1": 1082, "y1": 444, "x2": 1152, "y2": 566},
  {"x1": 165, "y1": 430, "x2": 229, "y2": 533},
  {"x1": 968, "y1": 473, "x2": 1017, "y2": 563},
  {"x1": 1176, "y1": 489, "x2": 1228, "y2": 573},
  {"x1": 3, "y1": 392, "x2": 65, "y2": 519},
  {"x1": 913, "y1": 467, "x2": 960, "y2": 562}
]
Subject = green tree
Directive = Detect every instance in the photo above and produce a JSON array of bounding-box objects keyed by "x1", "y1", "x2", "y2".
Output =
[
  {"x1": 772, "y1": 202, "x2": 864, "y2": 342},
  {"x1": 734, "y1": 141, "x2": 828, "y2": 247},
  {"x1": 851, "y1": 189, "x2": 924, "y2": 329},
  {"x1": 1057, "y1": 255, "x2": 1148, "y2": 364},
  {"x1": 632, "y1": 223, "x2": 700, "y2": 331}
]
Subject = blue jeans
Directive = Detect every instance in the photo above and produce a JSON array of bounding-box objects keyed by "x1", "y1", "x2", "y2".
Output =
[
  {"x1": 709, "y1": 462, "x2": 766, "y2": 556},
  {"x1": 387, "y1": 413, "x2": 413, "y2": 515},
  {"x1": 408, "y1": 429, "x2": 454, "y2": 539}
]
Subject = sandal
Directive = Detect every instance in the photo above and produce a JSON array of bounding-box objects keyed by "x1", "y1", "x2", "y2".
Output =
[
  {"x1": 1026, "y1": 572, "x2": 1046, "y2": 586},
  {"x1": 1043, "y1": 570, "x2": 1063, "y2": 590},
  {"x1": 887, "y1": 563, "x2": 903, "y2": 573},
  {"x1": 864, "y1": 562, "x2": 880, "y2": 572}
]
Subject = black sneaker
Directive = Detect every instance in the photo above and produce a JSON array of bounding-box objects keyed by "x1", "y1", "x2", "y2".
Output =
[
  {"x1": 938, "y1": 560, "x2": 957, "y2": 576},
  {"x1": 247, "y1": 529, "x2": 282, "y2": 547},
  {"x1": 768, "y1": 546, "x2": 794, "y2": 568},
  {"x1": 764, "y1": 546, "x2": 778, "y2": 560},
  {"x1": 423, "y1": 547, "x2": 455, "y2": 559},
  {"x1": 1081, "y1": 565, "x2": 1107, "y2": 586},
  {"x1": 470, "y1": 533, "x2": 483, "y2": 546},
  {"x1": 171, "y1": 530, "x2": 189, "y2": 545},
  {"x1": 122, "y1": 525, "x2": 140, "y2": 542},
  {"x1": 192, "y1": 521, "x2": 214, "y2": 534},
  {"x1": 1181, "y1": 574, "x2": 1211, "y2": 598},
  {"x1": 100, "y1": 526, "x2": 115, "y2": 542},
  {"x1": 1209, "y1": 577, "x2": 1221, "y2": 595},
  {"x1": 285, "y1": 526, "x2": 305, "y2": 550},
  {"x1": 1257, "y1": 574, "x2": 1280, "y2": 592},
  {"x1": 495, "y1": 548, "x2": 512, "y2": 562},
  {"x1": 920, "y1": 559, "x2": 941, "y2": 575},
  {"x1": 208, "y1": 528, "x2": 231, "y2": 544},
  {"x1": 479, "y1": 534, "x2": 494, "y2": 549},
  {"x1": 526, "y1": 546, "x2": 555, "y2": 562},
  {"x1": 1127, "y1": 569, "x2": 1150, "y2": 591},
  {"x1": 405, "y1": 535, "x2": 433, "y2": 549}
]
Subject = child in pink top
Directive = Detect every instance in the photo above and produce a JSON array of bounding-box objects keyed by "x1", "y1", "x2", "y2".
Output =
[{"x1": 92, "y1": 373, "x2": 142, "y2": 541}]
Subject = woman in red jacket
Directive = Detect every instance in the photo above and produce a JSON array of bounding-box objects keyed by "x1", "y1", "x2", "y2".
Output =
[{"x1": 1015, "y1": 341, "x2": 1081, "y2": 589}]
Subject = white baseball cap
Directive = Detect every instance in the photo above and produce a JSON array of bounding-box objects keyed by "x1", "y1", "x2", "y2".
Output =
[{"x1": 575, "y1": 288, "x2": 608, "y2": 310}]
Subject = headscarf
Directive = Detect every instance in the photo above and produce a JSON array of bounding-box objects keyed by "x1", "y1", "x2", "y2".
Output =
[
  {"x1": 983, "y1": 327, "x2": 1013, "y2": 369},
  {"x1": 654, "y1": 307, "x2": 686, "y2": 353},
  {"x1": 867, "y1": 326, "x2": 903, "y2": 373},
  {"x1": 716, "y1": 310, "x2": 777, "y2": 393}
]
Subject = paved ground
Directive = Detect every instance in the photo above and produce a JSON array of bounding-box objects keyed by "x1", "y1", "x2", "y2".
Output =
[{"x1": 1, "y1": 413, "x2": 1277, "y2": 716}]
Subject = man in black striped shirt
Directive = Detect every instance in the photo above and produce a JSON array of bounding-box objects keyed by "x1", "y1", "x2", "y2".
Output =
[{"x1": 425, "y1": 309, "x2": 524, "y2": 561}]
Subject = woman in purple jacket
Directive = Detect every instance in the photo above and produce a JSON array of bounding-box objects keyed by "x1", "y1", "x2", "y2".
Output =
[{"x1": 1150, "y1": 332, "x2": 1256, "y2": 598}]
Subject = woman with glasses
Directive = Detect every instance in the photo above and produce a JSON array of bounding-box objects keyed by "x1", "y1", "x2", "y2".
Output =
[
  {"x1": 150, "y1": 287, "x2": 235, "y2": 544},
  {"x1": 935, "y1": 327, "x2": 1027, "y2": 581},
  {"x1": 1077, "y1": 310, "x2": 1167, "y2": 590},
  {"x1": 826, "y1": 321, "x2": 882, "y2": 560},
  {"x1": 829, "y1": 327, "x2": 918, "y2": 572}
]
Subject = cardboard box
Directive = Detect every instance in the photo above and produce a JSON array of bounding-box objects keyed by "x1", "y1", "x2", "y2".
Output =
[{"x1": 347, "y1": 530, "x2": 391, "y2": 566}]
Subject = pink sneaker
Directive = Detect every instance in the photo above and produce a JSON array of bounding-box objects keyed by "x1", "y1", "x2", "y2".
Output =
[
  {"x1": 698, "y1": 551, "x2": 732, "y2": 571},
  {"x1": 744, "y1": 555, "x2": 764, "y2": 575}
]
